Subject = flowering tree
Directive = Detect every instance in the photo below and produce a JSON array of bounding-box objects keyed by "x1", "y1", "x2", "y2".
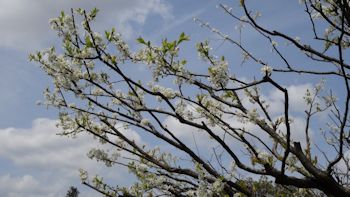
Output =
[{"x1": 31, "y1": 0, "x2": 350, "y2": 196}]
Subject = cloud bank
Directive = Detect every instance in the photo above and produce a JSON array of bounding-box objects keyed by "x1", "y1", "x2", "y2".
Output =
[{"x1": 0, "y1": 118, "x2": 139, "y2": 196}]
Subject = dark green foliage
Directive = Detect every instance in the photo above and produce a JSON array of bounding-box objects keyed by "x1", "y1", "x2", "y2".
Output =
[{"x1": 66, "y1": 186, "x2": 79, "y2": 197}]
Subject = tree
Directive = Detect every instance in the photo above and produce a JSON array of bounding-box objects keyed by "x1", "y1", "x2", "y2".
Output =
[
  {"x1": 66, "y1": 186, "x2": 79, "y2": 197},
  {"x1": 30, "y1": 1, "x2": 350, "y2": 196}
]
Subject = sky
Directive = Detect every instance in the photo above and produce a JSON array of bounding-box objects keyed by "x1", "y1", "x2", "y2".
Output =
[{"x1": 0, "y1": 0, "x2": 343, "y2": 196}]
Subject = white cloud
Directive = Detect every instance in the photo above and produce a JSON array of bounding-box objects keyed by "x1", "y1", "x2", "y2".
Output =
[
  {"x1": 0, "y1": 118, "x2": 141, "y2": 196},
  {"x1": 0, "y1": 118, "x2": 91, "y2": 169},
  {"x1": 0, "y1": 0, "x2": 172, "y2": 51},
  {"x1": 117, "y1": 123, "x2": 142, "y2": 145},
  {"x1": 163, "y1": 115, "x2": 209, "y2": 146},
  {"x1": 0, "y1": 174, "x2": 49, "y2": 197},
  {"x1": 275, "y1": 116, "x2": 313, "y2": 148},
  {"x1": 264, "y1": 83, "x2": 313, "y2": 115}
]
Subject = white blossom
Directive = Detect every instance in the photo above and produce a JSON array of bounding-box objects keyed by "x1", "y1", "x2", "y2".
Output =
[
  {"x1": 208, "y1": 60, "x2": 229, "y2": 88},
  {"x1": 261, "y1": 65, "x2": 272, "y2": 75},
  {"x1": 140, "y1": 119, "x2": 150, "y2": 126},
  {"x1": 324, "y1": 95, "x2": 337, "y2": 105},
  {"x1": 271, "y1": 40, "x2": 278, "y2": 47},
  {"x1": 212, "y1": 178, "x2": 225, "y2": 193},
  {"x1": 68, "y1": 103, "x2": 76, "y2": 108},
  {"x1": 92, "y1": 87, "x2": 104, "y2": 96},
  {"x1": 79, "y1": 169, "x2": 88, "y2": 182},
  {"x1": 151, "y1": 85, "x2": 178, "y2": 99},
  {"x1": 258, "y1": 150, "x2": 272, "y2": 163},
  {"x1": 247, "y1": 109, "x2": 259, "y2": 121}
]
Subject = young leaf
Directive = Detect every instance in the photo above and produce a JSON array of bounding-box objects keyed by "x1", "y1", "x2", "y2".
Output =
[
  {"x1": 178, "y1": 32, "x2": 190, "y2": 44},
  {"x1": 137, "y1": 37, "x2": 146, "y2": 45}
]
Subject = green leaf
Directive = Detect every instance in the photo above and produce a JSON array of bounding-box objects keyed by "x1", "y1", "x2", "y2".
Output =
[
  {"x1": 85, "y1": 36, "x2": 93, "y2": 47},
  {"x1": 137, "y1": 37, "x2": 146, "y2": 45},
  {"x1": 76, "y1": 8, "x2": 84, "y2": 15},
  {"x1": 37, "y1": 52, "x2": 42, "y2": 60},
  {"x1": 168, "y1": 41, "x2": 176, "y2": 50},
  {"x1": 105, "y1": 31, "x2": 111, "y2": 40},
  {"x1": 89, "y1": 8, "x2": 99, "y2": 19},
  {"x1": 28, "y1": 54, "x2": 35, "y2": 61},
  {"x1": 178, "y1": 32, "x2": 190, "y2": 44},
  {"x1": 162, "y1": 38, "x2": 168, "y2": 46},
  {"x1": 111, "y1": 56, "x2": 117, "y2": 64}
]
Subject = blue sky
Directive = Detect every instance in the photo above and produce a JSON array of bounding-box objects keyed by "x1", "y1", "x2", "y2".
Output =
[{"x1": 0, "y1": 0, "x2": 342, "y2": 196}]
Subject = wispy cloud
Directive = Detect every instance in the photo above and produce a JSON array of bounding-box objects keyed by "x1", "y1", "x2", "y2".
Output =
[
  {"x1": 151, "y1": 1, "x2": 212, "y2": 39},
  {"x1": 0, "y1": 0, "x2": 172, "y2": 51}
]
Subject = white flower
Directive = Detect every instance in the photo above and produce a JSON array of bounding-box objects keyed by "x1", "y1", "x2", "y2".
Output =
[
  {"x1": 79, "y1": 169, "x2": 88, "y2": 182},
  {"x1": 211, "y1": 28, "x2": 219, "y2": 33},
  {"x1": 271, "y1": 40, "x2": 278, "y2": 47},
  {"x1": 247, "y1": 109, "x2": 259, "y2": 121},
  {"x1": 212, "y1": 178, "x2": 224, "y2": 193},
  {"x1": 258, "y1": 151, "x2": 270, "y2": 160},
  {"x1": 137, "y1": 163, "x2": 148, "y2": 172},
  {"x1": 324, "y1": 95, "x2": 337, "y2": 105},
  {"x1": 261, "y1": 65, "x2": 272, "y2": 75},
  {"x1": 230, "y1": 161, "x2": 237, "y2": 173},
  {"x1": 68, "y1": 103, "x2": 76, "y2": 108},
  {"x1": 208, "y1": 60, "x2": 229, "y2": 88},
  {"x1": 92, "y1": 87, "x2": 104, "y2": 96},
  {"x1": 152, "y1": 85, "x2": 178, "y2": 99},
  {"x1": 140, "y1": 119, "x2": 150, "y2": 126},
  {"x1": 112, "y1": 98, "x2": 122, "y2": 105},
  {"x1": 325, "y1": 27, "x2": 332, "y2": 34},
  {"x1": 311, "y1": 9, "x2": 321, "y2": 19}
]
